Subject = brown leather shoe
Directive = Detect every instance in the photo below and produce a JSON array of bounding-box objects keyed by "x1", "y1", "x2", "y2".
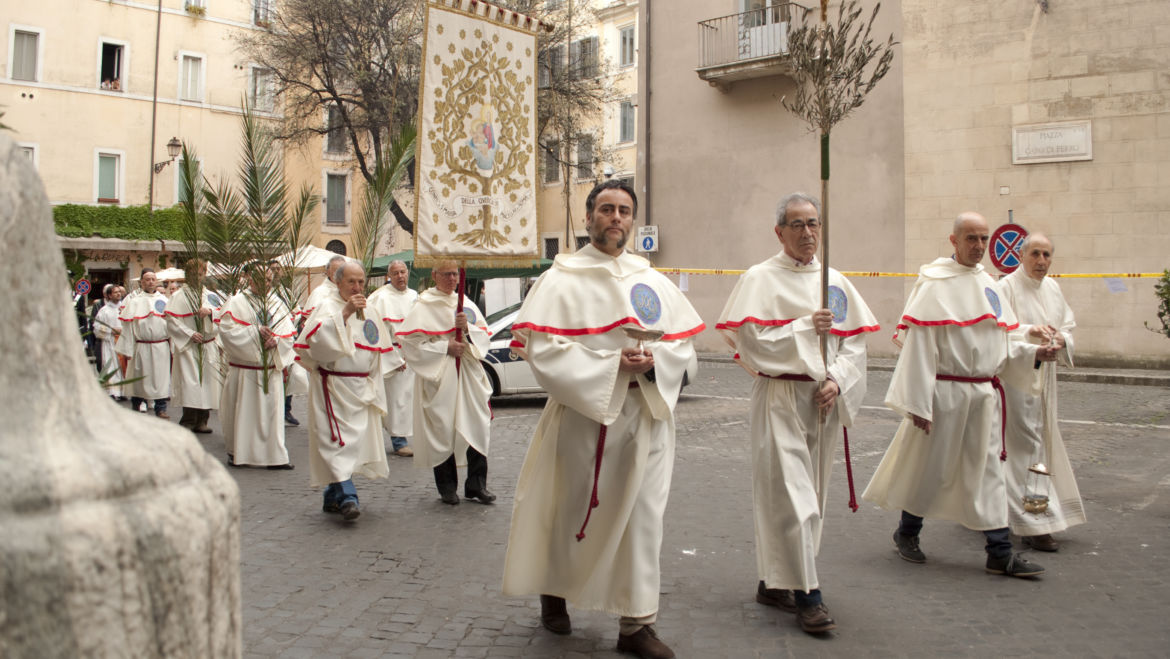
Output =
[
  {"x1": 1022, "y1": 534, "x2": 1059, "y2": 552},
  {"x1": 755, "y1": 580, "x2": 796, "y2": 613},
  {"x1": 192, "y1": 425, "x2": 213, "y2": 434},
  {"x1": 796, "y1": 603, "x2": 837, "y2": 634},
  {"x1": 155, "y1": 411, "x2": 171, "y2": 420},
  {"x1": 539, "y1": 595, "x2": 571, "y2": 635},
  {"x1": 616, "y1": 625, "x2": 675, "y2": 659},
  {"x1": 393, "y1": 446, "x2": 414, "y2": 457}
]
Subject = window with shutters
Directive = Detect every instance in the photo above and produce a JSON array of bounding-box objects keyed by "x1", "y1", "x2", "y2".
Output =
[
  {"x1": 325, "y1": 106, "x2": 348, "y2": 154},
  {"x1": 575, "y1": 134, "x2": 594, "y2": 180},
  {"x1": 95, "y1": 151, "x2": 123, "y2": 204},
  {"x1": 250, "y1": 67, "x2": 275, "y2": 112},
  {"x1": 10, "y1": 27, "x2": 41, "y2": 82},
  {"x1": 179, "y1": 53, "x2": 204, "y2": 101},
  {"x1": 570, "y1": 36, "x2": 598, "y2": 79},
  {"x1": 619, "y1": 101, "x2": 635, "y2": 143},
  {"x1": 620, "y1": 25, "x2": 636, "y2": 68},
  {"x1": 543, "y1": 140, "x2": 560, "y2": 184},
  {"x1": 325, "y1": 173, "x2": 348, "y2": 225}
]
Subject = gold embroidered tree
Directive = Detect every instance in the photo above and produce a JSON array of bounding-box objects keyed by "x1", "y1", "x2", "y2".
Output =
[{"x1": 428, "y1": 27, "x2": 533, "y2": 249}]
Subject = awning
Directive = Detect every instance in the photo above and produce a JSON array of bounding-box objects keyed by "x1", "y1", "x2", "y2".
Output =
[{"x1": 369, "y1": 249, "x2": 552, "y2": 283}]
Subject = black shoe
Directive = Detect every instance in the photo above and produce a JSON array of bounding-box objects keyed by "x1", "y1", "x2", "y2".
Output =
[
  {"x1": 616, "y1": 625, "x2": 675, "y2": 659},
  {"x1": 893, "y1": 530, "x2": 926, "y2": 563},
  {"x1": 440, "y1": 491, "x2": 460, "y2": 505},
  {"x1": 465, "y1": 487, "x2": 497, "y2": 504},
  {"x1": 339, "y1": 500, "x2": 361, "y2": 521},
  {"x1": 226, "y1": 455, "x2": 242, "y2": 468},
  {"x1": 323, "y1": 500, "x2": 340, "y2": 514},
  {"x1": 796, "y1": 603, "x2": 837, "y2": 634},
  {"x1": 266, "y1": 463, "x2": 295, "y2": 470},
  {"x1": 986, "y1": 552, "x2": 1045, "y2": 578},
  {"x1": 755, "y1": 580, "x2": 796, "y2": 613},
  {"x1": 285, "y1": 414, "x2": 300, "y2": 427},
  {"x1": 539, "y1": 595, "x2": 571, "y2": 635}
]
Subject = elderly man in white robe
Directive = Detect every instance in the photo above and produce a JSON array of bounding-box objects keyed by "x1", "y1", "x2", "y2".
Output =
[
  {"x1": 997, "y1": 233, "x2": 1084, "y2": 552},
  {"x1": 166, "y1": 259, "x2": 223, "y2": 433},
  {"x1": 116, "y1": 269, "x2": 172, "y2": 418},
  {"x1": 302, "y1": 254, "x2": 346, "y2": 318},
  {"x1": 218, "y1": 266, "x2": 297, "y2": 470},
  {"x1": 367, "y1": 259, "x2": 418, "y2": 457},
  {"x1": 397, "y1": 260, "x2": 494, "y2": 505},
  {"x1": 93, "y1": 284, "x2": 124, "y2": 400},
  {"x1": 863, "y1": 212, "x2": 1059, "y2": 578},
  {"x1": 502, "y1": 180, "x2": 704, "y2": 659},
  {"x1": 296, "y1": 262, "x2": 398, "y2": 521},
  {"x1": 716, "y1": 192, "x2": 879, "y2": 635}
]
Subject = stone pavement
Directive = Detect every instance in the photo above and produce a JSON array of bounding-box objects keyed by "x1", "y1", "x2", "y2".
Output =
[{"x1": 180, "y1": 362, "x2": 1169, "y2": 658}]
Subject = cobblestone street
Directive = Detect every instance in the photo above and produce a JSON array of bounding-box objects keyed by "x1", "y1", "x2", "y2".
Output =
[{"x1": 188, "y1": 362, "x2": 1170, "y2": 658}]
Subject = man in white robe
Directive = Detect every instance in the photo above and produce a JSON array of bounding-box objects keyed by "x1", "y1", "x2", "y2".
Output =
[
  {"x1": 997, "y1": 233, "x2": 1084, "y2": 552},
  {"x1": 863, "y1": 212, "x2": 1059, "y2": 578},
  {"x1": 166, "y1": 260, "x2": 223, "y2": 433},
  {"x1": 502, "y1": 181, "x2": 704, "y2": 659},
  {"x1": 301, "y1": 254, "x2": 346, "y2": 318},
  {"x1": 367, "y1": 259, "x2": 418, "y2": 457},
  {"x1": 93, "y1": 284, "x2": 124, "y2": 400},
  {"x1": 218, "y1": 267, "x2": 297, "y2": 469},
  {"x1": 116, "y1": 269, "x2": 172, "y2": 418},
  {"x1": 397, "y1": 260, "x2": 494, "y2": 505},
  {"x1": 296, "y1": 262, "x2": 398, "y2": 521},
  {"x1": 716, "y1": 192, "x2": 879, "y2": 634}
]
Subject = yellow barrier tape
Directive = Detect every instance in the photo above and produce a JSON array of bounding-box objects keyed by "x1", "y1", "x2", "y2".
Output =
[{"x1": 654, "y1": 268, "x2": 1162, "y2": 279}]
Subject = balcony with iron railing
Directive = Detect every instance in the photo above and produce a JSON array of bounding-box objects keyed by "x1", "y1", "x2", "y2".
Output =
[{"x1": 696, "y1": 3, "x2": 809, "y2": 90}]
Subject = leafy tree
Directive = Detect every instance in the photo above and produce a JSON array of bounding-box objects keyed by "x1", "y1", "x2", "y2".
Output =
[{"x1": 1146, "y1": 270, "x2": 1170, "y2": 340}]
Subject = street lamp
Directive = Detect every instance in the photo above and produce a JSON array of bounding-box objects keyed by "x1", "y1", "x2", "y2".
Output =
[{"x1": 152, "y1": 137, "x2": 182, "y2": 173}]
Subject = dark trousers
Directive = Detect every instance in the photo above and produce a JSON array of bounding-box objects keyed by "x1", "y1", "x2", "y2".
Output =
[
  {"x1": 433, "y1": 447, "x2": 488, "y2": 496},
  {"x1": 898, "y1": 510, "x2": 1012, "y2": 558}
]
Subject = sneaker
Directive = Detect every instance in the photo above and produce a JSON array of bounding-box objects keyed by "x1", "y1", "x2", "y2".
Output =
[
  {"x1": 285, "y1": 414, "x2": 300, "y2": 427},
  {"x1": 616, "y1": 625, "x2": 675, "y2": 659},
  {"x1": 339, "y1": 500, "x2": 360, "y2": 521},
  {"x1": 755, "y1": 580, "x2": 796, "y2": 613},
  {"x1": 1022, "y1": 534, "x2": 1059, "y2": 552},
  {"x1": 986, "y1": 553, "x2": 1045, "y2": 578},
  {"x1": 796, "y1": 603, "x2": 837, "y2": 634},
  {"x1": 893, "y1": 530, "x2": 926, "y2": 563},
  {"x1": 393, "y1": 446, "x2": 414, "y2": 457}
]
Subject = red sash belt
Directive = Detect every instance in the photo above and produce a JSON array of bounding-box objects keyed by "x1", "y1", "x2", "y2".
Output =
[
  {"x1": 936, "y1": 374, "x2": 1007, "y2": 461},
  {"x1": 761, "y1": 373, "x2": 815, "y2": 382},
  {"x1": 576, "y1": 380, "x2": 642, "y2": 542},
  {"x1": 139, "y1": 338, "x2": 170, "y2": 344},
  {"x1": 761, "y1": 372, "x2": 859, "y2": 512},
  {"x1": 229, "y1": 362, "x2": 271, "y2": 370},
  {"x1": 318, "y1": 368, "x2": 369, "y2": 448}
]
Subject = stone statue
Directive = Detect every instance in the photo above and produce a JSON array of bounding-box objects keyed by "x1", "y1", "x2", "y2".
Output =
[{"x1": 0, "y1": 135, "x2": 241, "y2": 657}]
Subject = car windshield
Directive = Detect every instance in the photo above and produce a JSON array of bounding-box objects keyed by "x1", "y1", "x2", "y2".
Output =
[{"x1": 486, "y1": 301, "x2": 523, "y2": 325}]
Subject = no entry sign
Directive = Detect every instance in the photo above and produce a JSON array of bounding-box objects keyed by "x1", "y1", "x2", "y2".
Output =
[
  {"x1": 990, "y1": 223, "x2": 1028, "y2": 274},
  {"x1": 75, "y1": 279, "x2": 91, "y2": 296}
]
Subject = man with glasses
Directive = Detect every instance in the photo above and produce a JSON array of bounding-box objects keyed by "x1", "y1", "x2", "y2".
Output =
[
  {"x1": 864, "y1": 212, "x2": 1058, "y2": 578},
  {"x1": 397, "y1": 260, "x2": 494, "y2": 505},
  {"x1": 716, "y1": 192, "x2": 879, "y2": 634}
]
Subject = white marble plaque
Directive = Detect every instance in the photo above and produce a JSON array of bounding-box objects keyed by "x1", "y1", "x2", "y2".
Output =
[{"x1": 1012, "y1": 120, "x2": 1092, "y2": 164}]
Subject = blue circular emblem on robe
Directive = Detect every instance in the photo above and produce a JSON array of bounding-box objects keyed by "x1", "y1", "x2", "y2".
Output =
[
  {"x1": 827, "y1": 285, "x2": 848, "y2": 324},
  {"x1": 462, "y1": 306, "x2": 478, "y2": 325},
  {"x1": 363, "y1": 319, "x2": 379, "y2": 344},
  {"x1": 154, "y1": 299, "x2": 167, "y2": 313},
  {"x1": 984, "y1": 287, "x2": 1002, "y2": 318},
  {"x1": 630, "y1": 283, "x2": 662, "y2": 325},
  {"x1": 207, "y1": 292, "x2": 222, "y2": 308}
]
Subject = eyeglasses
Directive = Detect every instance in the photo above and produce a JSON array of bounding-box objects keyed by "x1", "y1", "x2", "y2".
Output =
[{"x1": 784, "y1": 220, "x2": 821, "y2": 232}]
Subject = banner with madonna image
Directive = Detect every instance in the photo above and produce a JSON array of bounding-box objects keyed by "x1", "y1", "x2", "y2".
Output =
[{"x1": 414, "y1": 0, "x2": 547, "y2": 267}]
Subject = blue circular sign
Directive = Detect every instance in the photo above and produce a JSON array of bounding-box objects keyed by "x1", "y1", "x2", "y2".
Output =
[
  {"x1": 990, "y1": 223, "x2": 1028, "y2": 274},
  {"x1": 363, "y1": 319, "x2": 380, "y2": 344},
  {"x1": 154, "y1": 299, "x2": 167, "y2": 313},
  {"x1": 630, "y1": 283, "x2": 662, "y2": 325},
  {"x1": 207, "y1": 292, "x2": 222, "y2": 308},
  {"x1": 827, "y1": 285, "x2": 848, "y2": 324},
  {"x1": 75, "y1": 279, "x2": 91, "y2": 295},
  {"x1": 984, "y1": 287, "x2": 1002, "y2": 318},
  {"x1": 462, "y1": 306, "x2": 478, "y2": 324},
  {"x1": 641, "y1": 236, "x2": 654, "y2": 250}
]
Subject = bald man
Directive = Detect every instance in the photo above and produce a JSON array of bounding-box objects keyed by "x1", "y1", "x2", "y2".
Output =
[
  {"x1": 997, "y1": 233, "x2": 1084, "y2": 552},
  {"x1": 864, "y1": 213, "x2": 1059, "y2": 578}
]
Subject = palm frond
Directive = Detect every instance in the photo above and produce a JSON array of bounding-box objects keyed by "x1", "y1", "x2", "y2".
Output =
[{"x1": 351, "y1": 122, "x2": 417, "y2": 289}]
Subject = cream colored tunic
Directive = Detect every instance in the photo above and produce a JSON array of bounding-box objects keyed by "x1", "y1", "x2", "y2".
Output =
[
  {"x1": 94, "y1": 300, "x2": 123, "y2": 397},
  {"x1": 716, "y1": 254, "x2": 878, "y2": 592},
  {"x1": 166, "y1": 286, "x2": 223, "y2": 410},
  {"x1": 115, "y1": 291, "x2": 172, "y2": 400},
  {"x1": 863, "y1": 258, "x2": 1040, "y2": 530},
  {"x1": 218, "y1": 292, "x2": 295, "y2": 466},
  {"x1": 296, "y1": 292, "x2": 398, "y2": 487},
  {"x1": 501, "y1": 245, "x2": 705, "y2": 617},
  {"x1": 397, "y1": 288, "x2": 492, "y2": 469},
  {"x1": 998, "y1": 269, "x2": 1085, "y2": 535},
  {"x1": 368, "y1": 284, "x2": 419, "y2": 438}
]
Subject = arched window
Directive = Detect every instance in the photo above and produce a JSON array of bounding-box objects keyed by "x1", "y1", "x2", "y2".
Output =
[{"x1": 325, "y1": 240, "x2": 347, "y2": 256}]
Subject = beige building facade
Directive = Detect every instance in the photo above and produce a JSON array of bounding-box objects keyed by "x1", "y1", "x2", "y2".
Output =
[{"x1": 640, "y1": 0, "x2": 1169, "y2": 365}]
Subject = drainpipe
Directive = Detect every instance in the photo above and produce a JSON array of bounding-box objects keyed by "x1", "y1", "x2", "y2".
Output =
[
  {"x1": 147, "y1": 0, "x2": 163, "y2": 214},
  {"x1": 638, "y1": 0, "x2": 651, "y2": 227}
]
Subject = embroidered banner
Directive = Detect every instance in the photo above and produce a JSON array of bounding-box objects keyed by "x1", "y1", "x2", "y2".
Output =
[{"x1": 415, "y1": 0, "x2": 544, "y2": 266}]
